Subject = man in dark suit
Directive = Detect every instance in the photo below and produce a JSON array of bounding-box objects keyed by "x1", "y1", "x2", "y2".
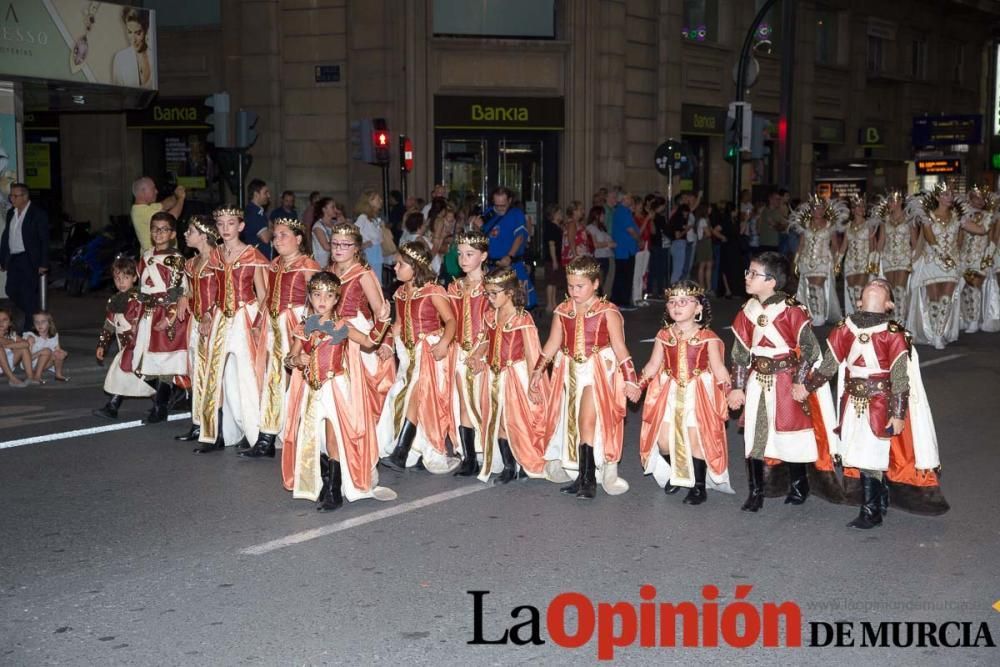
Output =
[{"x1": 1, "y1": 183, "x2": 49, "y2": 332}]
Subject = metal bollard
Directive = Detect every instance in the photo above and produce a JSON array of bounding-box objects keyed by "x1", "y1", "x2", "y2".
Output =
[{"x1": 39, "y1": 273, "x2": 47, "y2": 312}]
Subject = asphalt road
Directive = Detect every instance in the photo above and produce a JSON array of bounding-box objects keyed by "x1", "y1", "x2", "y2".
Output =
[{"x1": 1, "y1": 296, "x2": 998, "y2": 666}]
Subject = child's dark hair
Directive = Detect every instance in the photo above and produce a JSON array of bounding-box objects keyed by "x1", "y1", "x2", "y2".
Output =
[
  {"x1": 404, "y1": 211, "x2": 424, "y2": 233},
  {"x1": 398, "y1": 242, "x2": 437, "y2": 287},
  {"x1": 484, "y1": 268, "x2": 526, "y2": 309},
  {"x1": 662, "y1": 280, "x2": 712, "y2": 328},
  {"x1": 150, "y1": 211, "x2": 177, "y2": 230},
  {"x1": 112, "y1": 256, "x2": 138, "y2": 277},
  {"x1": 31, "y1": 311, "x2": 58, "y2": 336},
  {"x1": 750, "y1": 250, "x2": 790, "y2": 291}
]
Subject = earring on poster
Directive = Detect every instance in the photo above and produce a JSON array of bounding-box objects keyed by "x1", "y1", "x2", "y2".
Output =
[{"x1": 70, "y1": 2, "x2": 100, "y2": 72}]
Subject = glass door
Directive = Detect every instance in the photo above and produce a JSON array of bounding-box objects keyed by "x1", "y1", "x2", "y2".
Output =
[
  {"x1": 441, "y1": 139, "x2": 488, "y2": 210},
  {"x1": 498, "y1": 139, "x2": 544, "y2": 257}
]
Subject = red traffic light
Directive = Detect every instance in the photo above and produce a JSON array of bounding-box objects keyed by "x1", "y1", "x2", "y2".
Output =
[{"x1": 375, "y1": 131, "x2": 389, "y2": 146}]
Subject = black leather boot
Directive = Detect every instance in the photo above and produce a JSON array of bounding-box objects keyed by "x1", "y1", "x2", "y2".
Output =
[
  {"x1": 847, "y1": 474, "x2": 883, "y2": 529},
  {"x1": 380, "y1": 419, "x2": 416, "y2": 471},
  {"x1": 193, "y1": 410, "x2": 226, "y2": 453},
  {"x1": 318, "y1": 457, "x2": 344, "y2": 512},
  {"x1": 241, "y1": 432, "x2": 277, "y2": 458},
  {"x1": 168, "y1": 386, "x2": 191, "y2": 411},
  {"x1": 453, "y1": 426, "x2": 480, "y2": 477},
  {"x1": 495, "y1": 438, "x2": 517, "y2": 484},
  {"x1": 879, "y1": 479, "x2": 890, "y2": 515},
  {"x1": 576, "y1": 444, "x2": 597, "y2": 499},
  {"x1": 560, "y1": 445, "x2": 584, "y2": 495},
  {"x1": 174, "y1": 424, "x2": 201, "y2": 441},
  {"x1": 142, "y1": 381, "x2": 171, "y2": 424},
  {"x1": 785, "y1": 463, "x2": 810, "y2": 505},
  {"x1": 683, "y1": 458, "x2": 708, "y2": 505},
  {"x1": 93, "y1": 394, "x2": 124, "y2": 419},
  {"x1": 317, "y1": 453, "x2": 331, "y2": 503},
  {"x1": 741, "y1": 458, "x2": 765, "y2": 512},
  {"x1": 661, "y1": 453, "x2": 681, "y2": 495}
]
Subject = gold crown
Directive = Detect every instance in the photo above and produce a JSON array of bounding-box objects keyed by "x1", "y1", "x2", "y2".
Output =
[
  {"x1": 399, "y1": 242, "x2": 431, "y2": 267},
  {"x1": 455, "y1": 229, "x2": 489, "y2": 250},
  {"x1": 189, "y1": 216, "x2": 220, "y2": 243},
  {"x1": 308, "y1": 271, "x2": 341, "y2": 293},
  {"x1": 665, "y1": 284, "x2": 705, "y2": 299},
  {"x1": 272, "y1": 217, "x2": 305, "y2": 234},
  {"x1": 565, "y1": 256, "x2": 601, "y2": 279},
  {"x1": 213, "y1": 206, "x2": 243, "y2": 220},
  {"x1": 484, "y1": 267, "x2": 518, "y2": 285},
  {"x1": 330, "y1": 221, "x2": 361, "y2": 239}
]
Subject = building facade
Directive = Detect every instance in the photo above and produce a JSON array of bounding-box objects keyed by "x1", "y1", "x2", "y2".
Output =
[{"x1": 40, "y1": 0, "x2": 1000, "y2": 226}]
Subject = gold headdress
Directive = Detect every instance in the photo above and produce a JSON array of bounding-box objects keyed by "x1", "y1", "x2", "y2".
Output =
[
  {"x1": 307, "y1": 271, "x2": 342, "y2": 293},
  {"x1": 484, "y1": 267, "x2": 518, "y2": 286},
  {"x1": 188, "y1": 215, "x2": 220, "y2": 243},
  {"x1": 329, "y1": 221, "x2": 362, "y2": 241},
  {"x1": 872, "y1": 190, "x2": 904, "y2": 221},
  {"x1": 213, "y1": 206, "x2": 243, "y2": 221},
  {"x1": 272, "y1": 217, "x2": 305, "y2": 235},
  {"x1": 455, "y1": 229, "x2": 489, "y2": 251},
  {"x1": 664, "y1": 283, "x2": 705, "y2": 299},
  {"x1": 847, "y1": 193, "x2": 866, "y2": 211},
  {"x1": 565, "y1": 256, "x2": 601, "y2": 280},
  {"x1": 399, "y1": 242, "x2": 432, "y2": 268}
]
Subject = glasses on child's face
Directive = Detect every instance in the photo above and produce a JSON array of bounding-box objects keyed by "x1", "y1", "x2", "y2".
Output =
[
  {"x1": 331, "y1": 242, "x2": 356, "y2": 250},
  {"x1": 744, "y1": 269, "x2": 772, "y2": 280},
  {"x1": 151, "y1": 226, "x2": 173, "y2": 235},
  {"x1": 667, "y1": 297, "x2": 697, "y2": 307}
]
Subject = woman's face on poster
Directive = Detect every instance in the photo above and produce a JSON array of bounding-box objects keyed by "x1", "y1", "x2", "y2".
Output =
[{"x1": 126, "y1": 21, "x2": 147, "y2": 52}]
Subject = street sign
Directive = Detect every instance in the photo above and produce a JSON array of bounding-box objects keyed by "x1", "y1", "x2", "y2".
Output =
[
  {"x1": 915, "y1": 158, "x2": 961, "y2": 175},
  {"x1": 654, "y1": 139, "x2": 692, "y2": 177}
]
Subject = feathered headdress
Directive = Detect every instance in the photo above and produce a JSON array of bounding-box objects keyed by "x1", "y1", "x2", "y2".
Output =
[{"x1": 787, "y1": 195, "x2": 849, "y2": 233}]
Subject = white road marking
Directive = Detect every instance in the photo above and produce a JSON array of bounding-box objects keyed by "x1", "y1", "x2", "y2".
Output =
[
  {"x1": 0, "y1": 413, "x2": 191, "y2": 449},
  {"x1": 919, "y1": 353, "x2": 965, "y2": 368},
  {"x1": 240, "y1": 484, "x2": 490, "y2": 556}
]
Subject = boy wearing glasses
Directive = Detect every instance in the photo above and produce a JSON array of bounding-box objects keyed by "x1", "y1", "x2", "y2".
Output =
[
  {"x1": 727, "y1": 251, "x2": 841, "y2": 512},
  {"x1": 130, "y1": 211, "x2": 190, "y2": 424}
]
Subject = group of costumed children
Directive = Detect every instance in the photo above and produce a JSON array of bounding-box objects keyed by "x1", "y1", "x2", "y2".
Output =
[{"x1": 94, "y1": 207, "x2": 949, "y2": 528}]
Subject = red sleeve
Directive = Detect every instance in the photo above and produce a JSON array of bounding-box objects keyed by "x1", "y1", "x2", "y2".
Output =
[
  {"x1": 877, "y1": 329, "x2": 910, "y2": 368},
  {"x1": 826, "y1": 323, "x2": 853, "y2": 362},
  {"x1": 731, "y1": 309, "x2": 753, "y2": 350},
  {"x1": 779, "y1": 304, "x2": 811, "y2": 349}
]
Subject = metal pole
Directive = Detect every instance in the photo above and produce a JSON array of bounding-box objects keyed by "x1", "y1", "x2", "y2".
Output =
[
  {"x1": 39, "y1": 274, "x2": 47, "y2": 311},
  {"x1": 667, "y1": 163, "x2": 673, "y2": 212},
  {"x1": 381, "y1": 164, "x2": 390, "y2": 220},
  {"x1": 779, "y1": 0, "x2": 797, "y2": 190},
  {"x1": 237, "y1": 150, "x2": 245, "y2": 209},
  {"x1": 733, "y1": 0, "x2": 780, "y2": 207}
]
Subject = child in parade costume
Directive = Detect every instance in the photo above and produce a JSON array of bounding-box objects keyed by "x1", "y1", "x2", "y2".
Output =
[
  {"x1": 802, "y1": 278, "x2": 948, "y2": 528},
  {"x1": 446, "y1": 229, "x2": 491, "y2": 477},
  {"x1": 377, "y1": 242, "x2": 459, "y2": 473},
  {"x1": 531, "y1": 256, "x2": 641, "y2": 499},
  {"x1": 281, "y1": 222, "x2": 394, "y2": 491},
  {"x1": 841, "y1": 194, "x2": 879, "y2": 316},
  {"x1": 93, "y1": 257, "x2": 156, "y2": 417},
  {"x1": 637, "y1": 280, "x2": 733, "y2": 505},
  {"x1": 789, "y1": 196, "x2": 849, "y2": 326},
  {"x1": 905, "y1": 182, "x2": 986, "y2": 349},
  {"x1": 727, "y1": 251, "x2": 842, "y2": 512},
  {"x1": 130, "y1": 212, "x2": 190, "y2": 424},
  {"x1": 466, "y1": 268, "x2": 549, "y2": 484},
  {"x1": 174, "y1": 215, "x2": 220, "y2": 443},
  {"x1": 242, "y1": 218, "x2": 319, "y2": 459},
  {"x1": 195, "y1": 207, "x2": 269, "y2": 454},
  {"x1": 957, "y1": 186, "x2": 996, "y2": 335},
  {"x1": 871, "y1": 191, "x2": 917, "y2": 320},
  {"x1": 284, "y1": 272, "x2": 397, "y2": 511}
]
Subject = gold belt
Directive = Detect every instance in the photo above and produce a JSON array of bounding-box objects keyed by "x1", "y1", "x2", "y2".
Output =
[
  {"x1": 750, "y1": 355, "x2": 797, "y2": 375},
  {"x1": 845, "y1": 377, "x2": 890, "y2": 399}
]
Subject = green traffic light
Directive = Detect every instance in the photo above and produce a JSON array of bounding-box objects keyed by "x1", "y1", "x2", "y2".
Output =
[{"x1": 992, "y1": 153, "x2": 1000, "y2": 170}]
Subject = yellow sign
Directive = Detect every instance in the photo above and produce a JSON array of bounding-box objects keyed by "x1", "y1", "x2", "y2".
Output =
[{"x1": 24, "y1": 143, "x2": 52, "y2": 190}]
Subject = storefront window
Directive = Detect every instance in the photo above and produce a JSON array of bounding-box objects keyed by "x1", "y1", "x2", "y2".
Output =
[
  {"x1": 433, "y1": 0, "x2": 555, "y2": 39},
  {"x1": 682, "y1": 0, "x2": 718, "y2": 43}
]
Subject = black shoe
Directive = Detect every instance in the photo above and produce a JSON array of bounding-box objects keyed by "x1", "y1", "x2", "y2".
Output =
[
  {"x1": 576, "y1": 443, "x2": 597, "y2": 499},
  {"x1": 847, "y1": 474, "x2": 883, "y2": 529},
  {"x1": 317, "y1": 453, "x2": 331, "y2": 503},
  {"x1": 241, "y1": 432, "x2": 277, "y2": 458},
  {"x1": 234, "y1": 437, "x2": 251, "y2": 451},
  {"x1": 142, "y1": 381, "x2": 172, "y2": 424},
  {"x1": 785, "y1": 463, "x2": 810, "y2": 505},
  {"x1": 495, "y1": 438, "x2": 517, "y2": 484},
  {"x1": 683, "y1": 458, "x2": 708, "y2": 505},
  {"x1": 879, "y1": 480, "x2": 890, "y2": 515},
  {"x1": 193, "y1": 433, "x2": 225, "y2": 454},
  {"x1": 453, "y1": 426, "x2": 480, "y2": 477},
  {"x1": 318, "y1": 457, "x2": 344, "y2": 512},
  {"x1": 92, "y1": 395, "x2": 123, "y2": 419},
  {"x1": 661, "y1": 453, "x2": 681, "y2": 494},
  {"x1": 380, "y1": 420, "x2": 416, "y2": 472},
  {"x1": 741, "y1": 458, "x2": 765, "y2": 512},
  {"x1": 560, "y1": 445, "x2": 584, "y2": 495},
  {"x1": 174, "y1": 424, "x2": 201, "y2": 441}
]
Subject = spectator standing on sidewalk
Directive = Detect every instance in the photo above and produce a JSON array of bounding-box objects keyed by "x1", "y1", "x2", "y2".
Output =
[
  {"x1": 610, "y1": 191, "x2": 639, "y2": 310},
  {"x1": 1, "y1": 183, "x2": 50, "y2": 333},
  {"x1": 243, "y1": 178, "x2": 273, "y2": 259},
  {"x1": 586, "y1": 205, "x2": 615, "y2": 292},
  {"x1": 129, "y1": 177, "x2": 185, "y2": 254},
  {"x1": 757, "y1": 190, "x2": 786, "y2": 253}
]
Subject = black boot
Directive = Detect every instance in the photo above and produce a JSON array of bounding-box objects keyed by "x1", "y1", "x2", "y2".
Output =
[
  {"x1": 168, "y1": 387, "x2": 191, "y2": 411},
  {"x1": 193, "y1": 410, "x2": 225, "y2": 453},
  {"x1": 576, "y1": 444, "x2": 597, "y2": 499},
  {"x1": 241, "y1": 432, "x2": 277, "y2": 458},
  {"x1": 495, "y1": 438, "x2": 517, "y2": 484},
  {"x1": 879, "y1": 479, "x2": 890, "y2": 515},
  {"x1": 318, "y1": 457, "x2": 344, "y2": 512},
  {"x1": 142, "y1": 381, "x2": 171, "y2": 424},
  {"x1": 785, "y1": 463, "x2": 810, "y2": 505},
  {"x1": 174, "y1": 424, "x2": 201, "y2": 441},
  {"x1": 847, "y1": 474, "x2": 883, "y2": 529},
  {"x1": 560, "y1": 445, "x2": 584, "y2": 495},
  {"x1": 453, "y1": 426, "x2": 480, "y2": 477},
  {"x1": 683, "y1": 458, "x2": 708, "y2": 505},
  {"x1": 317, "y1": 453, "x2": 331, "y2": 503},
  {"x1": 741, "y1": 458, "x2": 765, "y2": 512},
  {"x1": 93, "y1": 394, "x2": 124, "y2": 419},
  {"x1": 380, "y1": 420, "x2": 416, "y2": 472},
  {"x1": 661, "y1": 453, "x2": 681, "y2": 495}
]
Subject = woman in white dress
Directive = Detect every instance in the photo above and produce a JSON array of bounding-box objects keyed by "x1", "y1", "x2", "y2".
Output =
[
  {"x1": 905, "y1": 183, "x2": 986, "y2": 349},
  {"x1": 790, "y1": 196, "x2": 848, "y2": 326},
  {"x1": 841, "y1": 195, "x2": 878, "y2": 315},
  {"x1": 956, "y1": 186, "x2": 995, "y2": 334},
  {"x1": 872, "y1": 191, "x2": 916, "y2": 320}
]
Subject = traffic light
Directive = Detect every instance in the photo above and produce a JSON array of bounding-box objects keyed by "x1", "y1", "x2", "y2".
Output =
[
  {"x1": 372, "y1": 118, "x2": 390, "y2": 165},
  {"x1": 750, "y1": 115, "x2": 772, "y2": 160},
  {"x1": 235, "y1": 109, "x2": 259, "y2": 149},
  {"x1": 400, "y1": 135, "x2": 414, "y2": 173},
  {"x1": 205, "y1": 92, "x2": 230, "y2": 147}
]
